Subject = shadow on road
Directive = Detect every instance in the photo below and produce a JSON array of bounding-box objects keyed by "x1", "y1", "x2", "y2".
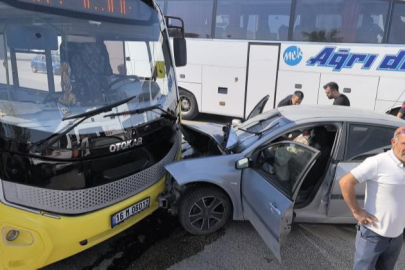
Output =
[{"x1": 44, "y1": 210, "x2": 225, "y2": 270}]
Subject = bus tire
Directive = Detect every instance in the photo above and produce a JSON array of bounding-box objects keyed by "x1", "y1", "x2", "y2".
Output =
[
  {"x1": 178, "y1": 186, "x2": 231, "y2": 236},
  {"x1": 180, "y1": 90, "x2": 198, "y2": 120}
]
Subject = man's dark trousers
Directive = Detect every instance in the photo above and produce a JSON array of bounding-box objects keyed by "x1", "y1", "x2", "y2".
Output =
[{"x1": 354, "y1": 225, "x2": 403, "y2": 270}]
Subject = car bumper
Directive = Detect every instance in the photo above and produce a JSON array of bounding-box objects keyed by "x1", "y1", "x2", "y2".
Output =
[{"x1": 0, "y1": 176, "x2": 165, "y2": 269}]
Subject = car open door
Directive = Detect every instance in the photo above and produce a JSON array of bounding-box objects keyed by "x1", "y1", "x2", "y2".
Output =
[
  {"x1": 246, "y1": 95, "x2": 270, "y2": 121},
  {"x1": 328, "y1": 145, "x2": 391, "y2": 217},
  {"x1": 241, "y1": 141, "x2": 320, "y2": 261}
]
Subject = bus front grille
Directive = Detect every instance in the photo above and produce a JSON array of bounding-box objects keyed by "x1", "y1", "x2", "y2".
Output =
[{"x1": 1, "y1": 137, "x2": 179, "y2": 215}]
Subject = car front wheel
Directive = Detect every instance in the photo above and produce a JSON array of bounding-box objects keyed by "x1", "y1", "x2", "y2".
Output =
[
  {"x1": 31, "y1": 66, "x2": 37, "y2": 73},
  {"x1": 178, "y1": 186, "x2": 232, "y2": 235}
]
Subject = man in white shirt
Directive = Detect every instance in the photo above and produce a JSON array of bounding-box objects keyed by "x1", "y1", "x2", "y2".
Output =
[{"x1": 340, "y1": 126, "x2": 405, "y2": 270}]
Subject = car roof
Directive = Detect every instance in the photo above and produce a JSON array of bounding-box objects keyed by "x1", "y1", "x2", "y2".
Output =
[{"x1": 272, "y1": 105, "x2": 404, "y2": 126}]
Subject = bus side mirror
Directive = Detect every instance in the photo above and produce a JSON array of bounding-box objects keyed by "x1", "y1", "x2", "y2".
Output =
[
  {"x1": 173, "y1": 37, "x2": 187, "y2": 67},
  {"x1": 165, "y1": 16, "x2": 187, "y2": 67}
]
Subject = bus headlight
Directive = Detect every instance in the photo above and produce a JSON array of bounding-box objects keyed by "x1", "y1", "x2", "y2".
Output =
[{"x1": 6, "y1": 230, "x2": 19, "y2": 241}]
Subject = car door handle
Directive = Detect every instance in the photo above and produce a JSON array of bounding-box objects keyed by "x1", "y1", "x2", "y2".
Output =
[{"x1": 269, "y1": 202, "x2": 281, "y2": 216}]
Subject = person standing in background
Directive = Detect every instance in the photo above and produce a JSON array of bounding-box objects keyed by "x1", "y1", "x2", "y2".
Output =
[
  {"x1": 324, "y1": 82, "x2": 350, "y2": 106},
  {"x1": 277, "y1": 91, "x2": 304, "y2": 107}
]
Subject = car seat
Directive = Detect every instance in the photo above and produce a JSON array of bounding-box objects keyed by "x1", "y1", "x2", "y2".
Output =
[
  {"x1": 60, "y1": 41, "x2": 113, "y2": 105},
  {"x1": 301, "y1": 126, "x2": 332, "y2": 191}
]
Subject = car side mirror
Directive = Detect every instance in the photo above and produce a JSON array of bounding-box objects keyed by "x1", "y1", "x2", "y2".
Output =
[
  {"x1": 236, "y1": 158, "x2": 249, "y2": 170},
  {"x1": 232, "y1": 119, "x2": 242, "y2": 127}
]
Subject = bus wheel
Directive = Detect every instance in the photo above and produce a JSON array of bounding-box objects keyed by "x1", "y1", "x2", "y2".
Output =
[
  {"x1": 178, "y1": 186, "x2": 231, "y2": 236},
  {"x1": 180, "y1": 90, "x2": 198, "y2": 120}
]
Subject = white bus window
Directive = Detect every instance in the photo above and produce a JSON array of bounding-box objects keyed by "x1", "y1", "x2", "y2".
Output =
[
  {"x1": 215, "y1": 0, "x2": 292, "y2": 41},
  {"x1": 105, "y1": 41, "x2": 125, "y2": 75},
  {"x1": 24, "y1": 51, "x2": 61, "y2": 92},
  {"x1": 293, "y1": 0, "x2": 389, "y2": 43},
  {"x1": 125, "y1": 41, "x2": 151, "y2": 78},
  {"x1": 389, "y1": 3, "x2": 405, "y2": 44},
  {"x1": 167, "y1": 0, "x2": 214, "y2": 38}
]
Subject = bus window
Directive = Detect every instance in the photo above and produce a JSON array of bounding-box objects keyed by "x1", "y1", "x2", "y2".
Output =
[
  {"x1": 215, "y1": 0, "x2": 292, "y2": 41},
  {"x1": 167, "y1": 0, "x2": 214, "y2": 38},
  {"x1": 4, "y1": 49, "x2": 62, "y2": 92},
  {"x1": 17, "y1": 52, "x2": 49, "y2": 91},
  {"x1": 293, "y1": 0, "x2": 389, "y2": 43},
  {"x1": 388, "y1": 3, "x2": 405, "y2": 44},
  {"x1": 105, "y1": 41, "x2": 126, "y2": 75},
  {"x1": 125, "y1": 41, "x2": 152, "y2": 78}
]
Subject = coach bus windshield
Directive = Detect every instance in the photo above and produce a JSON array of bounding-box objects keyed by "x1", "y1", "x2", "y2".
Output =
[{"x1": 0, "y1": 0, "x2": 177, "y2": 150}]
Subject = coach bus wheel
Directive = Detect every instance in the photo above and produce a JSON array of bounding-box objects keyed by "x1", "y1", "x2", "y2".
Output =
[
  {"x1": 178, "y1": 186, "x2": 232, "y2": 236},
  {"x1": 180, "y1": 90, "x2": 198, "y2": 120}
]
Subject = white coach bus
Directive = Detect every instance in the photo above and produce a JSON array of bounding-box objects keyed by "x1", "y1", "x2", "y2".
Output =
[{"x1": 157, "y1": 0, "x2": 405, "y2": 119}]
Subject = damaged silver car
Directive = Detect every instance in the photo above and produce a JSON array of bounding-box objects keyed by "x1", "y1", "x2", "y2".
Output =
[{"x1": 159, "y1": 104, "x2": 403, "y2": 261}]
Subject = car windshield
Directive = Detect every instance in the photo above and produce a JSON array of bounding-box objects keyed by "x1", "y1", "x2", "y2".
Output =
[
  {"x1": 233, "y1": 109, "x2": 285, "y2": 152},
  {"x1": 0, "y1": 1, "x2": 177, "y2": 148}
]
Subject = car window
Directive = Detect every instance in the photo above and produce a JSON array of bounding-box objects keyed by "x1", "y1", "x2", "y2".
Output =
[
  {"x1": 256, "y1": 142, "x2": 318, "y2": 198},
  {"x1": 346, "y1": 124, "x2": 395, "y2": 161}
]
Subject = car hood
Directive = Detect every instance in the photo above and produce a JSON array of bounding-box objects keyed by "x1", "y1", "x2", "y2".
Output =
[{"x1": 180, "y1": 123, "x2": 225, "y2": 157}]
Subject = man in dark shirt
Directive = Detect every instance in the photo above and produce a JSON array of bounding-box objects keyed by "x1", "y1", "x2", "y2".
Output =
[
  {"x1": 324, "y1": 82, "x2": 350, "y2": 106},
  {"x1": 277, "y1": 91, "x2": 304, "y2": 107}
]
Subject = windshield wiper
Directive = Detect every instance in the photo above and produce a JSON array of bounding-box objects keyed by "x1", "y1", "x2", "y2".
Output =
[
  {"x1": 103, "y1": 104, "x2": 177, "y2": 121},
  {"x1": 63, "y1": 95, "x2": 137, "y2": 120},
  {"x1": 31, "y1": 95, "x2": 137, "y2": 153}
]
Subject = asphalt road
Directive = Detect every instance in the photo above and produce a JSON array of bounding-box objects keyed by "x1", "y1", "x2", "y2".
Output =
[
  {"x1": 44, "y1": 114, "x2": 405, "y2": 270},
  {"x1": 45, "y1": 209, "x2": 405, "y2": 270}
]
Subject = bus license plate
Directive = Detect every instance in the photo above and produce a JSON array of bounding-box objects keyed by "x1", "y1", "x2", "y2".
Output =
[{"x1": 111, "y1": 197, "x2": 150, "y2": 228}]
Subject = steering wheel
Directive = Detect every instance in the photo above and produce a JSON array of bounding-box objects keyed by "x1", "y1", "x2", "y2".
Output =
[{"x1": 108, "y1": 75, "x2": 140, "y2": 89}]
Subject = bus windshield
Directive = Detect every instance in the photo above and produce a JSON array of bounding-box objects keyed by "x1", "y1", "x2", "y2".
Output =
[{"x1": 0, "y1": 0, "x2": 177, "y2": 150}]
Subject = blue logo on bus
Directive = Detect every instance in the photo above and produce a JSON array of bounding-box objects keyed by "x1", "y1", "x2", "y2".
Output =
[
  {"x1": 283, "y1": 46, "x2": 303, "y2": 66},
  {"x1": 306, "y1": 46, "x2": 405, "y2": 72}
]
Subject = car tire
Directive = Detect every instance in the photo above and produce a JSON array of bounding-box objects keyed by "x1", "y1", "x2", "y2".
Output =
[
  {"x1": 32, "y1": 66, "x2": 37, "y2": 73},
  {"x1": 180, "y1": 90, "x2": 198, "y2": 120},
  {"x1": 178, "y1": 186, "x2": 232, "y2": 236}
]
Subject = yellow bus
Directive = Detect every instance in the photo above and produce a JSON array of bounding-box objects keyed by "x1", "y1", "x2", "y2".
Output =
[{"x1": 0, "y1": 0, "x2": 186, "y2": 268}]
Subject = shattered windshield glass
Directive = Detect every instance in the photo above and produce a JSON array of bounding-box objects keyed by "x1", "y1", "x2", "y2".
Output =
[{"x1": 234, "y1": 110, "x2": 284, "y2": 152}]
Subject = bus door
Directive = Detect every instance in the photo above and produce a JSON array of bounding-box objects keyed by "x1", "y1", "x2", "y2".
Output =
[{"x1": 244, "y1": 43, "x2": 280, "y2": 119}]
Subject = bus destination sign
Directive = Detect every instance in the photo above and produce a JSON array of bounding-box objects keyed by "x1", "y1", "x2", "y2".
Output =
[{"x1": 18, "y1": 0, "x2": 142, "y2": 19}]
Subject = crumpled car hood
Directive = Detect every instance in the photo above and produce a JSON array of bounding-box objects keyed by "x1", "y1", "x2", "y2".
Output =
[{"x1": 180, "y1": 123, "x2": 225, "y2": 157}]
